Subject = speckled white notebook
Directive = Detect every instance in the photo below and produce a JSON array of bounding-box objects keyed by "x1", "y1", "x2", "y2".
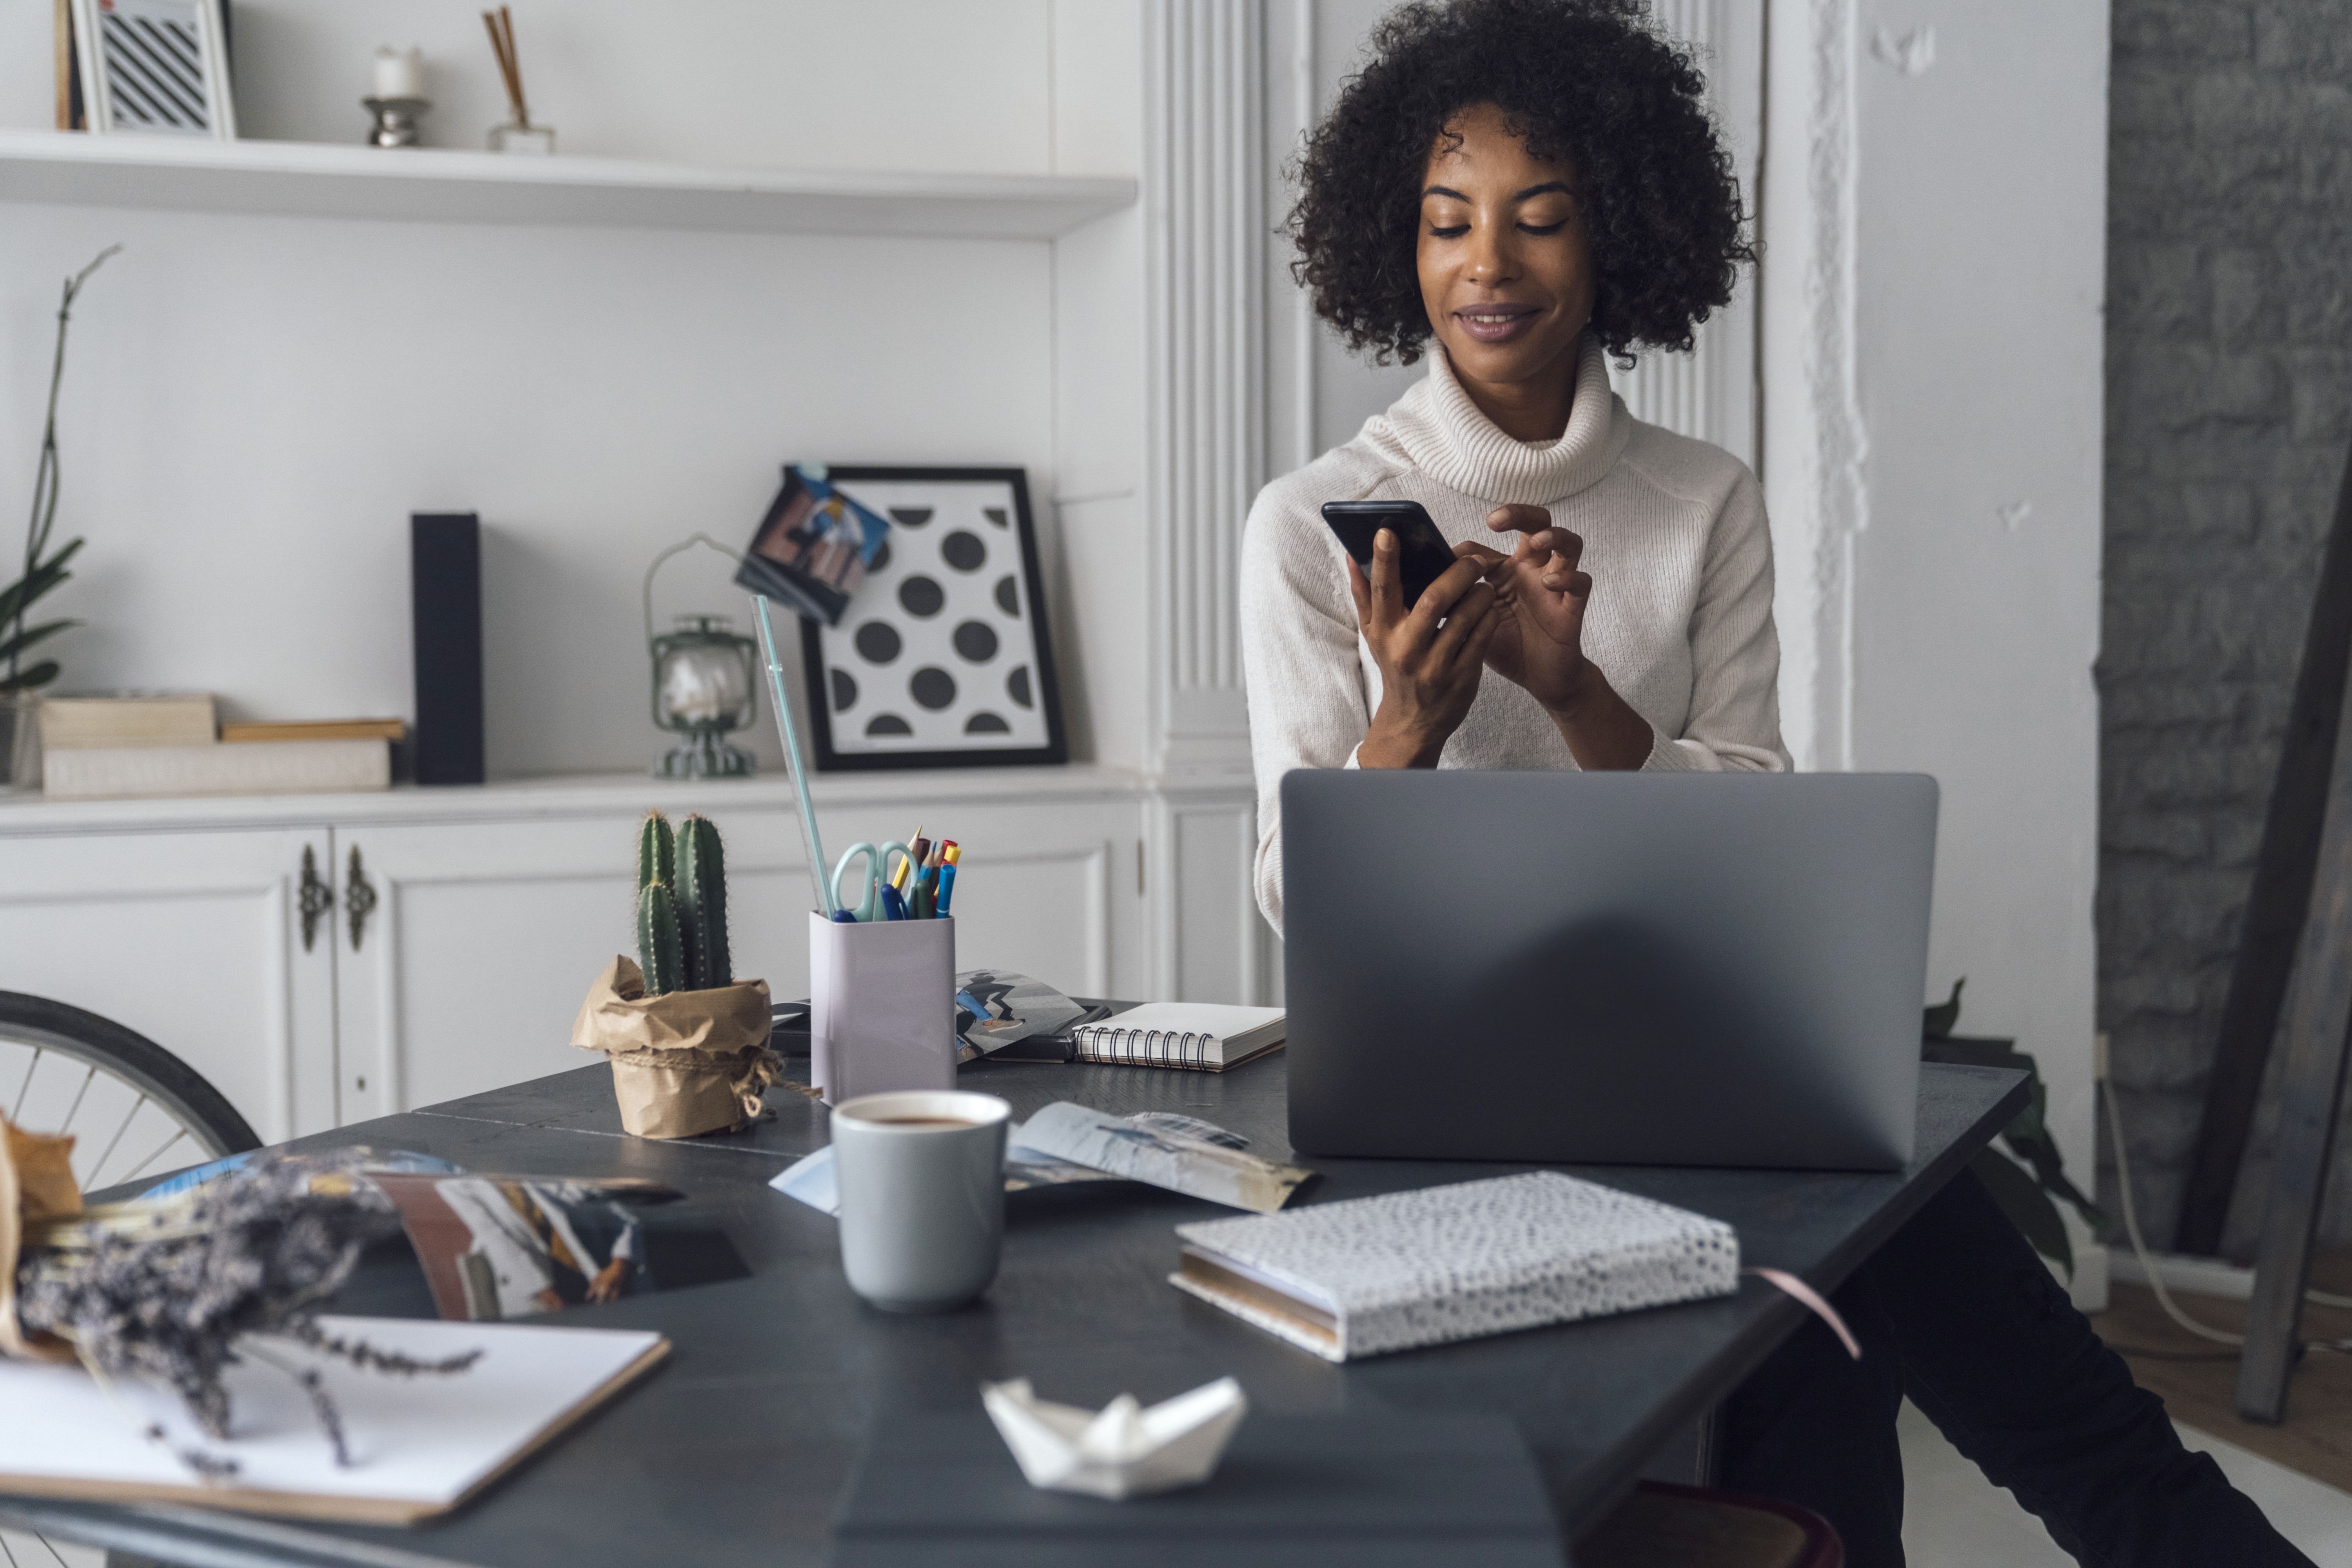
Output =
[{"x1": 1169, "y1": 1171, "x2": 1739, "y2": 1361}]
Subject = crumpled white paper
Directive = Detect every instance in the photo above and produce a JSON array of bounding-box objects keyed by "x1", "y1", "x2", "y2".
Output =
[{"x1": 980, "y1": 1376, "x2": 1248, "y2": 1500}]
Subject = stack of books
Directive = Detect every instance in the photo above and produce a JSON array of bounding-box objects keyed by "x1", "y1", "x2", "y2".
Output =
[{"x1": 39, "y1": 695, "x2": 400, "y2": 801}]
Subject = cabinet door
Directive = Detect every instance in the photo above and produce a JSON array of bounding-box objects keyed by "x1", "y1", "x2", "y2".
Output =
[
  {"x1": 777, "y1": 798, "x2": 1143, "y2": 1001},
  {"x1": 330, "y1": 818, "x2": 642, "y2": 1121},
  {"x1": 332, "y1": 795, "x2": 1144, "y2": 1118},
  {"x1": 0, "y1": 827, "x2": 338, "y2": 1142}
]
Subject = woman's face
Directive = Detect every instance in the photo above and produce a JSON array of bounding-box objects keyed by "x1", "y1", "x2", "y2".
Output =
[{"x1": 1416, "y1": 102, "x2": 1595, "y2": 403}]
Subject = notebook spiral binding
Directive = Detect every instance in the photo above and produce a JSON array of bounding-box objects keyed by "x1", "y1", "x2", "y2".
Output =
[{"x1": 1071, "y1": 1024, "x2": 1215, "y2": 1069}]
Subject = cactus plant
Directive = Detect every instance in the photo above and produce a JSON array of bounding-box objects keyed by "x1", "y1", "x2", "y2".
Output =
[
  {"x1": 636, "y1": 811, "x2": 674, "y2": 897},
  {"x1": 676, "y1": 814, "x2": 731, "y2": 990},
  {"x1": 636, "y1": 882, "x2": 685, "y2": 997}
]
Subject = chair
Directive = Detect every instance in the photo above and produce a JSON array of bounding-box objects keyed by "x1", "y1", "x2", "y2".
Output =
[
  {"x1": 0, "y1": 989, "x2": 261, "y2": 1196},
  {"x1": 1579, "y1": 1480, "x2": 1844, "y2": 1568}
]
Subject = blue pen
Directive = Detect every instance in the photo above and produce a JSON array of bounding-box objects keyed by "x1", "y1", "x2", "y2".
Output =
[
  {"x1": 879, "y1": 884, "x2": 908, "y2": 921},
  {"x1": 934, "y1": 863, "x2": 957, "y2": 917}
]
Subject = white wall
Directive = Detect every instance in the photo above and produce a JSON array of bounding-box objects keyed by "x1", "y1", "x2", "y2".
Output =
[
  {"x1": 1049, "y1": 4, "x2": 1147, "y2": 771},
  {"x1": 1, "y1": 0, "x2": 1061, "y2": 171},
  {"x1": 0, "y1": 0, "x2": 1146, "y2": 777},
  {"x1": 1764, "y1": 2, "x2": 2109, "y2": 1223}
]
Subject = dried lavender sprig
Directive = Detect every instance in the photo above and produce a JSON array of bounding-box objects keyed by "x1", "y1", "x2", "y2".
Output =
[
  {"x1": 146, "y1": 1423, "x2": 240, "y2": 1482},
  {"x1": 279, "y1": 1317, "x2": 484, "y2": 1378},
  {"x1": 13, "y1": 1151, "x2": 401, "y2": 1439}
]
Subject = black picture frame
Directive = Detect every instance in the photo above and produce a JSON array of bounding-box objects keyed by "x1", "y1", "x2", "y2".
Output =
[{"x1": 795, "y1": 466, "x2": 1068, "y2": 771}]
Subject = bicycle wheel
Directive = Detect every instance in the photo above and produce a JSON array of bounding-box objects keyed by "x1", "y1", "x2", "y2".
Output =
[{"x1": 0, "y1": 991, "x2": 261, "y2": 1196}]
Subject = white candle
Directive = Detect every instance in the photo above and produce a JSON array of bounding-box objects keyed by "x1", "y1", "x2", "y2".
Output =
[{"x1": 372, "y1": 47, "x2": 425, "y2": 101}]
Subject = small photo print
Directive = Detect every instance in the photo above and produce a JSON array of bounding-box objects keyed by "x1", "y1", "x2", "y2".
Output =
[{"x1": 735, "y1": 465, "x2": 892, "y2": 628}]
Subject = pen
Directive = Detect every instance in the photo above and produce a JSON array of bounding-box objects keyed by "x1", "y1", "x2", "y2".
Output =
[
  {"x1": 922, "y1": 846, "x2": 950, "y2": 921},
  {"x1": 879, "y1": 884, "x2": 907, "y2": 921}
]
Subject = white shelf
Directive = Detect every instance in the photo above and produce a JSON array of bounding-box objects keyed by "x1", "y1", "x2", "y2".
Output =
[
  {"x1": 0, "y1": 130, "x2": 1137, "y2": 240},
  {"x1": 0, "y1": 762, "x2": 1158, "y2": 836}
]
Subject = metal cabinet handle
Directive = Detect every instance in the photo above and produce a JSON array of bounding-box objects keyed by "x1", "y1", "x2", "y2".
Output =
[
  {"x1": 298, "y1": 845, "x2": 333, "y2": 954},
  {"x1": 345, "y1": 846, "x2": 378, "y2": 951}
]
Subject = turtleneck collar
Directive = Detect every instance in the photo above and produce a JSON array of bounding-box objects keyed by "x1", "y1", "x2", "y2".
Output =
[{"x1": 1380, "y1": 334, "x2": 1630, "y2": 508}]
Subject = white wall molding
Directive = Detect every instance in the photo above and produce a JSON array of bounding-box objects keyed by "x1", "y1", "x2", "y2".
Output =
[
  {"x1": 1761, "y1": 0, "x2": 1865, "y2": 773},
  {"x1": 1143, "y1": 0, "x2": 1267, "y2": 775},
  {"x1": 1607, "y1": 0, "x2": 1762, "y2": 471}
]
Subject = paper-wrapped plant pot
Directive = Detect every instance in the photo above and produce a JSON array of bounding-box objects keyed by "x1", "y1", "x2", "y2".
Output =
[
  {"x1": 0, "y1": 1118, "x2": 82, "y2": 1363},
  {"x1": 572, "y1": 956, "x2": 780, "y2": 1138}
]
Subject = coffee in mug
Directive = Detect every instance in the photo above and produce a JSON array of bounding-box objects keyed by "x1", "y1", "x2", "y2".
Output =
[{"x1": 830, "y1": 1090, "x2": 1011, "y2": 1312}]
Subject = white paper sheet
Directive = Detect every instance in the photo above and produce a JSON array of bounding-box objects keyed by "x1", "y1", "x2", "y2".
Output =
[{"x1": 0, "y1": 1315, "x2": 665, "y2": 1517}]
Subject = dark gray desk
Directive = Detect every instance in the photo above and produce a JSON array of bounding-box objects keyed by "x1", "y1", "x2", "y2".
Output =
[{"x1": 2, "y1": 1057, "x2": 2026, "y2": 1568}]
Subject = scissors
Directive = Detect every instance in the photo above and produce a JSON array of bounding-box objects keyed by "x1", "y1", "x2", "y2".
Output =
[{"x1": 830, "y1": 841, "x2": 912, "y2": 922}]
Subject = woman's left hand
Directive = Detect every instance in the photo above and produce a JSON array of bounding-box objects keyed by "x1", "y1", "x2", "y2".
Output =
[
  {"x1": 1465, "y1": 504, "x2": 1595, "y2": 714},
  {"x1": 1467, "y1": 503, "x2": 1655, "y2": 769}
]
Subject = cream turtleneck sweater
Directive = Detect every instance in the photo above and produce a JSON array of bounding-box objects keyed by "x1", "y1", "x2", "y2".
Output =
[{"x1": 1239, "y1": 338, "x2": 1790, "y2": 934}]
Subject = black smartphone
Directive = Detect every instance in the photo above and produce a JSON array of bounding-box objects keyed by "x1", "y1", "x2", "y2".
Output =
[{"x1": 1320, "y1": 500, "x2": 1459, "y2": 610}]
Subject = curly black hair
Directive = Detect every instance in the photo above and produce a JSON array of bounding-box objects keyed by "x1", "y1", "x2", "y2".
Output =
[{"x1": 1287, "y1": 0, "x2": 1752, "y2": 366}]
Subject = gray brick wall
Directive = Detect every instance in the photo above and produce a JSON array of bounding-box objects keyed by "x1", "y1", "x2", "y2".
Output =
[{"x1": 2101, "y1": 0, "x2": 2352, "y2": 1255}]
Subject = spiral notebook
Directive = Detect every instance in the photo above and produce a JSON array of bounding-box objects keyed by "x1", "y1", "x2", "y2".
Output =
[{"x1": 1071, "y1": 1003, "x2": 1285, "y2": 1071}]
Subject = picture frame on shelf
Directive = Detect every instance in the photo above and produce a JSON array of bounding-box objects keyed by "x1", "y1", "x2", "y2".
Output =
[
  {"x1": 789, "y1": 467, "x2": 1067, "y2": 772},
  {"x1": 70, "y1": 0, "x2": 237, "y2": 141}
]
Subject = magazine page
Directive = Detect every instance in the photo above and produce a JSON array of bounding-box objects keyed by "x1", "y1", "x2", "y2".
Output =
[
  {"x1": 954, "y1": 969, "x2": 1089, "y2": 1060},
  {"x1": 363, "y1": 1173, "x2": 741, "y2": 1322},
  {"x1": 1011, "y1": 1103, "x2": 1313, "y2": 1214},
  {"x1": 770, "y1": 1110, "x2": 1309, "y2": 1216}
]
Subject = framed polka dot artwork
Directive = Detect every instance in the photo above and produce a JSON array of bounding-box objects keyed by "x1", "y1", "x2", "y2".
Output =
[{"x1": 793, "y1": 467, "x2": 1067, "y2": 770}]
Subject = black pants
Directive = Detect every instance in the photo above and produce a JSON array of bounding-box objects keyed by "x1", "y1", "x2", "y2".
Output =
[{"x1": 1717, "y1": 1169, "x2": 2313, "y2": 1568}]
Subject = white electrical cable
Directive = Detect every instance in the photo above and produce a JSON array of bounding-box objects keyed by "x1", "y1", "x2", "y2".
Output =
[
  {"x1": 2103, "y1": 1075, "x2": 2245, "y2": 1345},
  {"x1": 2101, "y1": 1073, "x2": 2352, "y2": 1353}
]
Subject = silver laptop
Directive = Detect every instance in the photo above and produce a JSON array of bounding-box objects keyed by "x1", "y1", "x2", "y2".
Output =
[{"x1": 1281, "y1": 769, "x2": 1936, "y2": 1171}]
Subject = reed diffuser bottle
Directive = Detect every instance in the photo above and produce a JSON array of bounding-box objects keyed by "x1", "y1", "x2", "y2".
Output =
[{"x1": 483, "y1": 6, "x2": 555, "y2": 154}]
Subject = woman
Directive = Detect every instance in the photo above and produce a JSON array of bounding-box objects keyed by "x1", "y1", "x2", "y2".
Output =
[{"x1": 1240, "y1": 3, "x2": 2308, "y2": 1564}]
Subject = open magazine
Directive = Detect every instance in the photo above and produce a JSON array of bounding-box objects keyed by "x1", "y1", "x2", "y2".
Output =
[
  {"x1": 140, "y1": 1151, "x2": 742, "y2": 1324},
  {"x1": 771, "y1": 1103, "x2": 1314, "y2": 1216},
  {"x1": 365, "y1": 1172, "x2": 694, "y2": 1322}
]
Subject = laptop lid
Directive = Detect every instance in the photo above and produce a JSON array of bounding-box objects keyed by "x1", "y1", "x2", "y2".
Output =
[{"x1": 1280, "y1": 769, "x2": 1936, "y2": 1170}]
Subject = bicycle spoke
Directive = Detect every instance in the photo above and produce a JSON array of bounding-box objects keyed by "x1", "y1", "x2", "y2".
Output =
[
  {"x1": 59, "y1": 1063, "x2": 97, "y2": 1137},
  {"x1": 36, "y1": 1534, "x2": 67, "y2": 1568},
  {"x1": 0, "y1": 1526, "x2": 20, "y2": 1568},
  {"x1": 9, "y1": 1044, "x2": 40, "y2": 1121},
  {"x1": 119, "y1": 1126, "x2": 191, "y2": 1185},
  {"x1": 86, "y1": 1093, "x2": 149, "y2": 1188}
]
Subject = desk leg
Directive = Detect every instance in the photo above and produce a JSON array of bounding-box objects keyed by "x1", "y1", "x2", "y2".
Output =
[
  {"x1": 2236, "y1": 692, "x2": 2352, "y2": 1423},
  {"x1": 2235, "y1": 998, "x2": 2352, "y2": 1423}
]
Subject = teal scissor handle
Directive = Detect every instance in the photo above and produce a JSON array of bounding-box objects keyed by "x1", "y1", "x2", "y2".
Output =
[{"x1": 830, "y1": 841, "x2": 911, "y2": 923}]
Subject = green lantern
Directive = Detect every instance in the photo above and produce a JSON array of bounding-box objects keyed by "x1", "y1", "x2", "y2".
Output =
[{"x1": 650, "y1": 614, "x2": 758, "y2": 778}]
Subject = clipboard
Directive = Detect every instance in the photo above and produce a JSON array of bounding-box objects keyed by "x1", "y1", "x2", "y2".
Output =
[{"x1": 0, "y1": 1316, "x2": 668, "y2": 1524}]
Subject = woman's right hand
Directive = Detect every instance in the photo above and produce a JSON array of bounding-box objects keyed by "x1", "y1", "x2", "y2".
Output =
[{"x1": 1348, "y1": 529, "x2": 1499, "y2": 768}]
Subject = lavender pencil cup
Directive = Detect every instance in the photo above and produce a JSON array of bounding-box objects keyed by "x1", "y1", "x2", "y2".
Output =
[{"x1": 809, "y1": 913, "x2": 956, "y2": 1106}]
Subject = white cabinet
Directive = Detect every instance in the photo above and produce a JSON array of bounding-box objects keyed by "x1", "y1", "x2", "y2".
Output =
[
  {"x1": 329, "y1": 816, "x2": 642, "y2": 1123},
  {"x1": 0, "y1": 767, "x2": 1174, "y2": 1138},
  {"x1": 0, "y1": 826, "x2": 336, "y2": 1142}
]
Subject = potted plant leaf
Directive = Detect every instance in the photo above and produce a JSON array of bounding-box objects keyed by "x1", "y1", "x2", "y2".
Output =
[
  {"x1": 4, "y1": 246, "x2": 119, "y2": 791},
  {"x1": 573, "y1": 812, "x2": 780, "y2": 1137},
  {"x1": 1922, "y1": 979, "x2": 2107, "y2": 1278}
]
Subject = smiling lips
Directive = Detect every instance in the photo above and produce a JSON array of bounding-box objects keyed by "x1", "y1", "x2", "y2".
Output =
[{"x1": 1453, "y1": 302, "x2": 1541, "y2": 343}]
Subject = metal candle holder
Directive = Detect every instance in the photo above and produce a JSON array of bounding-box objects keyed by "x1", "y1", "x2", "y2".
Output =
[{"x1": 362, "y1": 96, "x2": 430, "y2": 148}]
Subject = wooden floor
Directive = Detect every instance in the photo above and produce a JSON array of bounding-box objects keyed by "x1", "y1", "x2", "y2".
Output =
[{"x1": 2092, "y1": 1251, "x2": 2352, "y2": 1495}]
